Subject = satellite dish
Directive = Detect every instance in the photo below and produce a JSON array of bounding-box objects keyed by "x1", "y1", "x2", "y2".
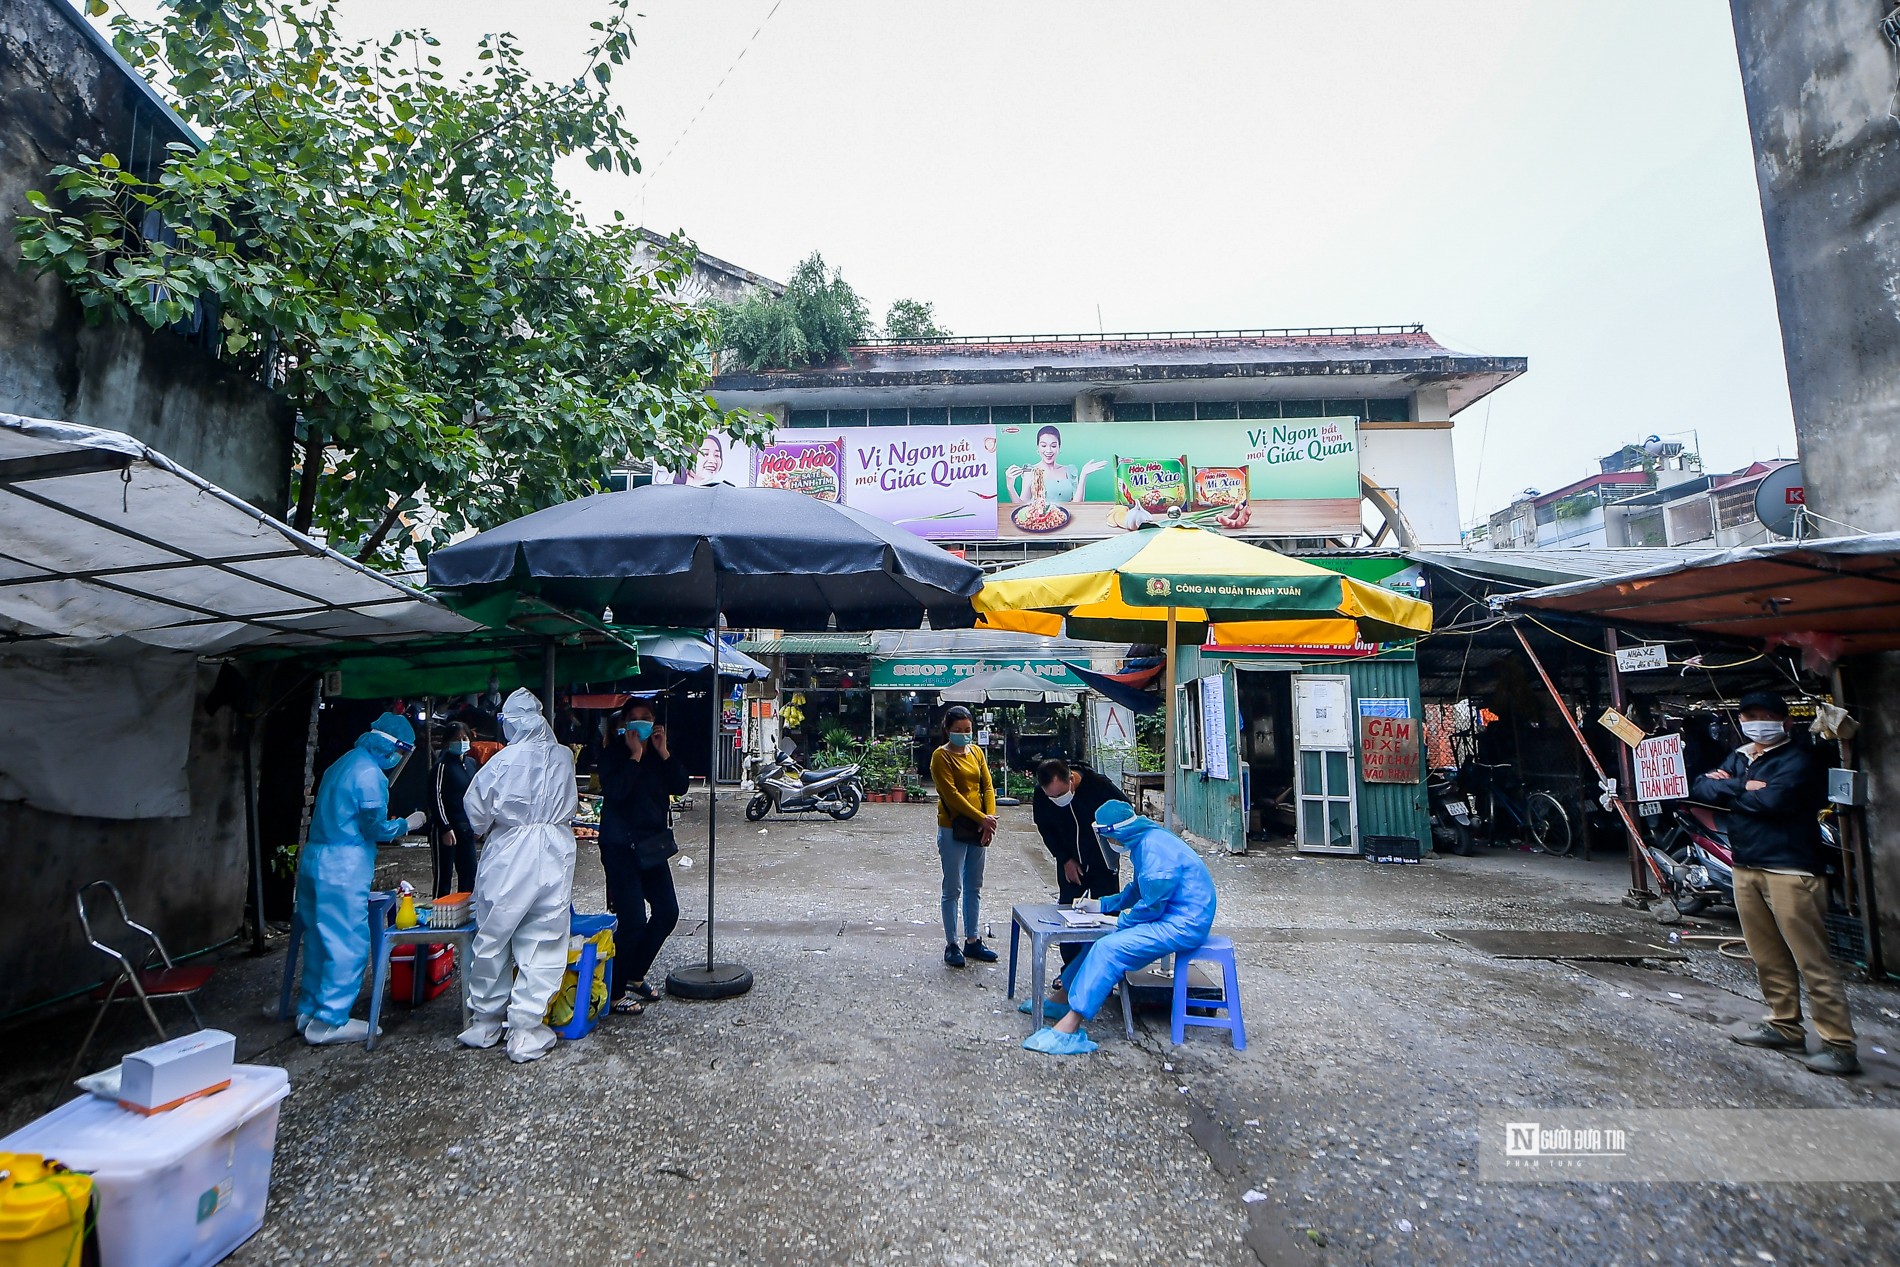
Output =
[{"x1": 1753, "y1": 462, "x2": 1805, "y2": 537}]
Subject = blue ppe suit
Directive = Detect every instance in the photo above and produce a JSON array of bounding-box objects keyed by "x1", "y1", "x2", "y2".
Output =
[
  {"x1": 1064, "y1": 816, "x2": 1217, "y2": 1020},
  {"x1": 295, "y1": 717, "x2": 414, "y2": 1026}
]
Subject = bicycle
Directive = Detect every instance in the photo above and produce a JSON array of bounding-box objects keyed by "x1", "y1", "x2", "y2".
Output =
[{"x1": 1455, "y1": 760, "x2": 1574, "y2": 856}]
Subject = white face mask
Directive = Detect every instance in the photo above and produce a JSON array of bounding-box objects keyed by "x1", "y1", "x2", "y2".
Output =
[
  {"x1": 1048, "y1": 789, "x2": 1075, "y2": 808},
  {"x1": 1740, "y1": 719, "x2": 1787, "y2": 744}
]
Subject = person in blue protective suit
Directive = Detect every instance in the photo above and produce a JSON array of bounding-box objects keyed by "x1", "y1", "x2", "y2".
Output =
[
  {"x1": 296, "y1": 712, "x2": 426, "y2": 1045},
  {"x1": 1023, "y1": 801, "x2": 1217, "y2": 1056}
]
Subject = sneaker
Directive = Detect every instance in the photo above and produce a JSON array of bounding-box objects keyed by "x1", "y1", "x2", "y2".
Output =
[
  {"x1": 944, "y1": 943, "x2": 966, "y2": 967},
  {"x1": 1729, "y1": 1022, "x2": 1805, "y2": 1051},
  {"x1": 963, "y1": 938, "x2": 999, "y2": 963},
  {"x1": 1799, "y1": 1044, "x2": 1862, "y2": 1077}
]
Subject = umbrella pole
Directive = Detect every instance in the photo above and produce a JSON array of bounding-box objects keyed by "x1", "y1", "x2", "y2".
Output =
[
  {"x1": 664, "y1": 580, "x2": 754, "y2": 999},
  {"x1": 706, "y1": 625, "x2": 718, "y2": 972},
  {"x1": 1163, "y1": 606, "x2": 1178, "y2": 831}
]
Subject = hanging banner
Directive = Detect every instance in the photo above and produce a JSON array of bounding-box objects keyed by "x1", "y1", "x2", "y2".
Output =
[
  {"x1": 1598, "y1": 708, "x2": 1647, "y2": 749},
  {"x1": 1614, "y1": 644, "x2": 1668, "y2": 674},
  {"x1": 660, "y1": 425, "x2": 999, "y2": 539},
  {"x1": 994, "y1": 417, "x2": 1362, "y2": 540}
]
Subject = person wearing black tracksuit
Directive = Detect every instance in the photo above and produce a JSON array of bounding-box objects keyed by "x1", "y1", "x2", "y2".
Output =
[
  {"x1": 597, "y1": 700, "x2": 690, "y2": 1012},
  {"x1": 1031, "y1": 758, "x2": 1127, "y2": 973},
  {"x1": 430, "y1": 722, "x2": 480, "y2": 896}
]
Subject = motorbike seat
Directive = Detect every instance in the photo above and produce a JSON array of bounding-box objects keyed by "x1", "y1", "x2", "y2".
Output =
[{"x1": 800, "y1": 765, "x2": 852, "y2": 782}]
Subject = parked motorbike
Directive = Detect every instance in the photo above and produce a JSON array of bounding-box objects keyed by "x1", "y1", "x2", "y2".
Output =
[
  {"x1": 746, "y1": 748, "x2": 864, "y2": 821},
  {"x1": 1428, "y1": 766, "x2": 1478, "y2": 856},
  {"x1": 1643, "y1": 804, "x2": 1735, "y2": 916}
]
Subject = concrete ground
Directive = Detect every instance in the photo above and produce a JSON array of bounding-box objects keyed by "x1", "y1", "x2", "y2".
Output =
[{"x1": 4, "y1": 799, "x2": 1899, "y2": 1266}]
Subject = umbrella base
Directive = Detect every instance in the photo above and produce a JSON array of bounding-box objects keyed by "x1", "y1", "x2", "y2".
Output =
[{"x1": 666, "y1": 962, "x2": 755, "y2": 1000}]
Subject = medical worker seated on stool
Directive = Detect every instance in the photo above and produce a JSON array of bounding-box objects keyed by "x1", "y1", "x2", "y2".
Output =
[
  {"x1": 297, "y1": 711, "x2": 427, "y2": 1046},
  {"x1": 458, "y1": 689, "x2": 579, "y2": 1063},
  {"x1": 1024, "y1": 801, "x2": 1217, "y2": 1056}
]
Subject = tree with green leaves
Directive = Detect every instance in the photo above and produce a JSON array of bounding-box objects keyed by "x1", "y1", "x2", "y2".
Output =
[
  {"x1": 15, "y1": 0, "x2": 763, "y2": 563},
  {"x1": 714, "y1": 251, "x2": 872, "y2": 371},
  {"x1": 883, "y1": 298, "x2": 951, "y2": 341}
]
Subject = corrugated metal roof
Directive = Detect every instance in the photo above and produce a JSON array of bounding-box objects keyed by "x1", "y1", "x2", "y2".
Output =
[
  {"x1": 1408, "y1": 547, "x2": 1722, "y2": 590},
  {"x1": 872, "y1": 629, "x2": 1130, "y2": 657},
  {"x1": 737, "y1": 634, "x2": 877, "y2": 656}
]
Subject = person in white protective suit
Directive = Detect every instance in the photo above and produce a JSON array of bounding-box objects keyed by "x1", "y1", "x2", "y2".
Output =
[{"x1": 456, "y1": 689, "x2": 579, "y2": 1062}]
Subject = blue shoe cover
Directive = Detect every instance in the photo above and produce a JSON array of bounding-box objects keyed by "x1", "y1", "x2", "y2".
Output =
[
  {"x1": 1023, "y1": 1026, "x2": 1098, "y2": 1055},
  {"x1": 1017, "y1": 998, "x2": 1069, "y2": 1021}
]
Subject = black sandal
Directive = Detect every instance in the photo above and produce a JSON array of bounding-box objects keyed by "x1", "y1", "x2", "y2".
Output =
[
  {"x1": 629, "y1": 981, "x2": 661, "y2": 1003},
  {"x1": 611, "y1": 997, "x2": 644, "y2": 1015}
]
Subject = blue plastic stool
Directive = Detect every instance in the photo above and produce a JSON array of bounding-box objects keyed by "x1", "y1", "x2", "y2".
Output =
[
  {"x1": 277, "y1": 891, "x2": 395, "y2": 1021},
  {"x1": 1170, "y1": 935, "x2": 1246, "y2": 1050},
  {"x1": 552, "y1": 910, "x2": 617, "y2": 1041}
]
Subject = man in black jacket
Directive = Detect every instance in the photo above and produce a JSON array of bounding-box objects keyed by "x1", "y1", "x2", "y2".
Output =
[
  {"x1": 1031, "y1": 759, "x2": 1128, "y2": 980},
  {"x1": 1692, "y1": 691, "x2": 1858, "y2": 1075},
  {"x1": 597, "y1": 699, "x2": 690, "y2": 1013}
]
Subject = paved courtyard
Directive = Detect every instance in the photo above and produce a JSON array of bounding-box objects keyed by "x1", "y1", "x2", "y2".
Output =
[{"x1": 4, "y1": 799, "x2": 1898, "y2": 1266}]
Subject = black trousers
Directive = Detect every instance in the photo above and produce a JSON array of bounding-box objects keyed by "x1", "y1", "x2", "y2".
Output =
[
  {"x1": 1057, "y1": 865, "x2": 1121, "y2": 969},
  {"x1": 433, "y1": 826, "x2": 477, "y2": 897},
  {"x1": 600, "y1": 839, "x2": 681, "y2": 997}
]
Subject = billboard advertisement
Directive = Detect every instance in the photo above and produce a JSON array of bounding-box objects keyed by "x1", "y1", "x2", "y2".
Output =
[
  {"x1": 993, "y1": 417, "x2": 1362, "y2": 540},
  {"x1": 662, "y1": 425, "x2": 999, "y2": 539},
  {"x1": 662, "y1": 416, "x2": 1360, "y2": 541}
]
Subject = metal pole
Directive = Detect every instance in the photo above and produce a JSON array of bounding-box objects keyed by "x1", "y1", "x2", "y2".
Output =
[
  {"x1": 242, "y1": 705, "x2": 266, "y2": 956},
  {"x1": 1603, "y1": 630, "x2": 1644, "y2": 893},
  {"x1": 542, "y1": 639, "x2": 557, "y2": 720},
  {"x1": 706, "y1": 580, "x2": 719, "y2": 972},
  {"x1": 1163, "y1": 607, "x2": 1178, "y2": 830}
]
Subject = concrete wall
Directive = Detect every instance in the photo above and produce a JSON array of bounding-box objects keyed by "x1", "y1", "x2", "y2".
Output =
[
  {"x1": 0, "y1": 0, "x2": 292, "y2": 510},
  {"x1": 1360, "y1": 426, "x2": 1461, "y2": 546},
  {"x1": 1730, "y1": 0, "x2": 1900, "y2": 971},
  {"x1": 0, "y1": 664, "x2": 248, "y2": 1015}
]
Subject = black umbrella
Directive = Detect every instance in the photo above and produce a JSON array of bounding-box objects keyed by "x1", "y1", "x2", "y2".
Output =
[{"x1": 428, "y1": 483, "x2": 984, "y2": 998}]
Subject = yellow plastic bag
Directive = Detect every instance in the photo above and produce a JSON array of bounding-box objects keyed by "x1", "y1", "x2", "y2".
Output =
[{"x1": 545, "y1": 929, "x2": 615, "y2": 1027}]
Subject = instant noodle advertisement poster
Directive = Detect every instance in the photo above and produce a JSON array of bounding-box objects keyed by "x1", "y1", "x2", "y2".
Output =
[
  {"x1": 993, "y1": 417, "x2": 1362, "y2": 540},
  {"x1": 659, "y1": 425, "x2": 998, "y2": 539}
]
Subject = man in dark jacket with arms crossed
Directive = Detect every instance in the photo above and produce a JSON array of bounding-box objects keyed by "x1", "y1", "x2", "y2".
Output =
[{"x1": 1692, "y1": 691, "x2": 1857, "y2": 1075}]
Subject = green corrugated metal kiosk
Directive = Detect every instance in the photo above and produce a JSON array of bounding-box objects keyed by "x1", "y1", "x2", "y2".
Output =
[{"x1": 1171, "y1": 639, "x2": 1428, "y2": 856}]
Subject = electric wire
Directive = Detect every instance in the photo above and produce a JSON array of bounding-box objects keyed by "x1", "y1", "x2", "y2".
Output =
[{"x1": 639, "y1": 0, "x2": 787, "y2": 197}]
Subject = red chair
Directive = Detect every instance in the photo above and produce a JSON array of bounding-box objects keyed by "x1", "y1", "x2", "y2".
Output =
[{"x1": 60, "y1": 881, "x2": 215, "y2": 1098}]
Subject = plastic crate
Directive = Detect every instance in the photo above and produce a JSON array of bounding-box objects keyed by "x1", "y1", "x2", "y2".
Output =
[
  {"x1": 1825, "y1": 912, "x2": 1869, "y2": 967},
  {"x1": 1364, "y1": 833, "x2": 1423, "y2": 864}
]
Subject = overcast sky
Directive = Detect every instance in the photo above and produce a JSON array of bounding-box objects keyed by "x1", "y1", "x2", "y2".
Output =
[{"x1": 301, "y1": 2, "x2": 1796, "y2": 529}]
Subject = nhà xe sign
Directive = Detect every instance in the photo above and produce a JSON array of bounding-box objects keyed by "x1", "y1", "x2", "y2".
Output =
[{"x1": 1613, "y1": 644, "x2": 1668, "y2": 673}]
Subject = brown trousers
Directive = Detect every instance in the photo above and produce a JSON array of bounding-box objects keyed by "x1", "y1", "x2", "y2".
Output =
[{"x1": 1732, "y1": 866, "x2": 1856, "y2": 1048}]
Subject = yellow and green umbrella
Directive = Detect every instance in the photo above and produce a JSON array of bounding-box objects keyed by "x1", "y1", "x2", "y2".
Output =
[
  {"x1": 973, "y1": 523, "x2": 1431, "y2": 644},
  {"x1": 972, "y1": 522, "x2": 1432, "y2": 828}
]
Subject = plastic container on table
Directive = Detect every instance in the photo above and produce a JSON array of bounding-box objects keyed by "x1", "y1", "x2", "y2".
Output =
[
  {"x1": 0, "y1": 1065, "x2": 290, "y2": 1267},
  {"x1": 0, "y1": 1153, "x2": 92, "y2": 1267}
]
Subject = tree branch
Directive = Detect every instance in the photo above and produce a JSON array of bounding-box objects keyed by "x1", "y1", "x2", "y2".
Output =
[{"x1": 356, "y1": 498, "x2": 407, "y2": 562}]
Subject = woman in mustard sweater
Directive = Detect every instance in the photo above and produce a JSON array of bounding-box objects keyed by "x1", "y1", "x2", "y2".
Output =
[{"x1": 931, "y1": 706, "x2": 1000, "y2": 967}]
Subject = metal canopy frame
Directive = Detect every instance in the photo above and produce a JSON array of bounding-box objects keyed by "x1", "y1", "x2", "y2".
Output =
[{"x1": 0, "y1": 413, "x2": 476, "y2": 653}]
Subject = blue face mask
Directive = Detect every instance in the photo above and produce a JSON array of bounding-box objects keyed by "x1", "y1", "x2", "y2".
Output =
[
  {"x1": 448, "y1": 741, "x2": 470, "y2": 755},
  {"x1": 628, "y1": 720, "x2": 655, "y2": 741},
  {"x1": 948, "y1": 732, "x2": 973, "y2": 748},
  {"x1": 377, "y1": 749, "x2": 405, "y2": 771}
]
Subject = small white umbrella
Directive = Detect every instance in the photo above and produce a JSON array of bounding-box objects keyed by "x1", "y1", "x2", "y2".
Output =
[{"x1": 940, "y1": 666, "x2": 1079, "y2": 704}]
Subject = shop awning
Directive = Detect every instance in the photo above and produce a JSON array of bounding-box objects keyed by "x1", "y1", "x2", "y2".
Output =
[
  {"x1": 1499, "y1": 532, "x2": 1900, "y2": 656},
  {"x1": 738, "y1": 634, "x2": 877, "y2": 656},
  {"x1": 0, "y1": 414, "x2": 475, "y2": 653}
]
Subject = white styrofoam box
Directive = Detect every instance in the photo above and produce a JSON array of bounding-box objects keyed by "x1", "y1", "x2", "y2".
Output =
[
  {"x1": 119, "y1": 1029, "x2": 236, "y2": 1113},
  {"x1": 0, "y1": 1064, "x2": 290, "y2": 1267}
]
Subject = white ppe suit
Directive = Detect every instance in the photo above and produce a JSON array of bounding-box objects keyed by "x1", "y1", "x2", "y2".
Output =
[{"x1": 457, "y1": 690, "x2": 579, "y2": 1062}]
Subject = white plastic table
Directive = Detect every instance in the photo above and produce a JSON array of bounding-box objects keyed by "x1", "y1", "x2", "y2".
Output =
[{"x1": 1007, "y1": 902, "x2": 1136, "y2": 1040}]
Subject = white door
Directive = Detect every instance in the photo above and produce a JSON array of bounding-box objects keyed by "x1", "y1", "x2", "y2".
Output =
[{"x1": 1292, "y1": 674, "x2": 1359, "y2": 854}]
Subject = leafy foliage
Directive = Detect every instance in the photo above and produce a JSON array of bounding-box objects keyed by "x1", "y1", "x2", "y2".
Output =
[
  {"x1": 883, "y1": 298, "x2": 950, "y2": 341},
  {"x1": 811, "y1": 735, "x2": 912, "y2": 791},
  {"x1": 714, "y1": 252, "x2": 871, "y2": 371},
  {"x1": 16, "y1": 0, "x2": 766, "y2": 562}
]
